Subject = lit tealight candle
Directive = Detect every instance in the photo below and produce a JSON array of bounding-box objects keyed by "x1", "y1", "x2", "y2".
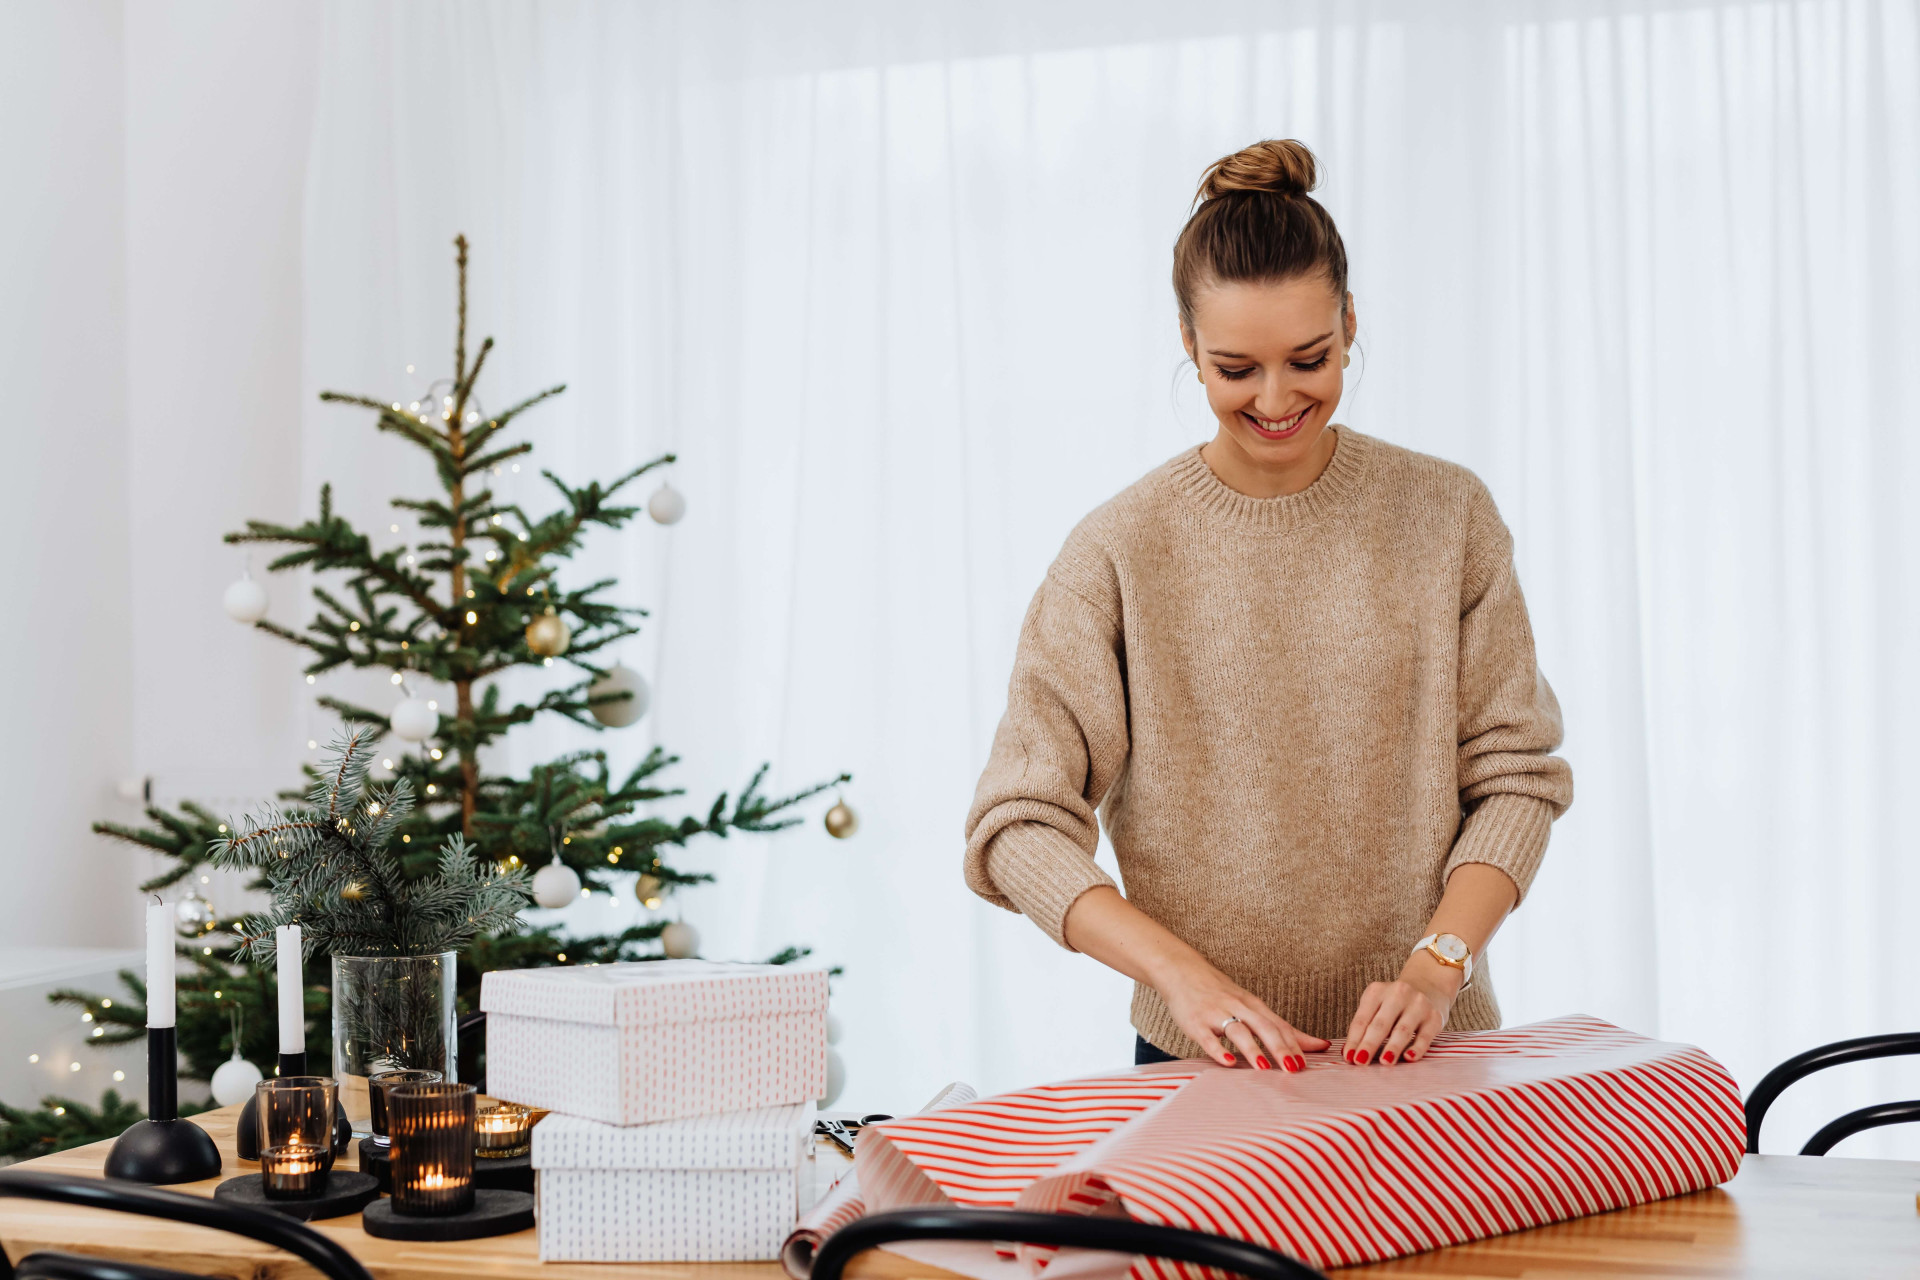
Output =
[
  {"x1": 261, "y1": 1143, "x2": 325, "y2": 1199},
  {"x1": 474, "y1": 1101, "x2": 533, "y2": 1159}
]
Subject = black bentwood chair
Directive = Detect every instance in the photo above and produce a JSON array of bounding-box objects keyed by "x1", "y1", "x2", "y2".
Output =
[
  {"x1": 810, "y1": 1208, "x2": 1329, "y2": 1280},
  {"x1": 0, "y1": 1169, "x2": 375, "y2": 1280},
  {"x1": 1744, "y1": 1032, "x2": 1920, "y2": 1156}
]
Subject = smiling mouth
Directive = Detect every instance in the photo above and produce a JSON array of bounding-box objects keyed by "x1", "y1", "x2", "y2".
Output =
[{"x1": 1242, "y1": 406, "x2": 1311, "y2": 440}]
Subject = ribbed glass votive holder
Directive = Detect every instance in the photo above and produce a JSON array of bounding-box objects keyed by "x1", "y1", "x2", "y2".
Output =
[
  {"x1": 474, "y1": 1101, "x2": 534, "y2": 1159},
  {"x1": 387, "y1": 1081, "x2": 476, "y2": 1216},
  {"x1": 369, "y1": 1068, "x2": 443, "y2": 1147}
]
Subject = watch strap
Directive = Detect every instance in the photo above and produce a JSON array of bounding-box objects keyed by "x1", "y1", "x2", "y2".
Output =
[{"x1": 1412, "y1": 933, "x2": 1475, "y2": 991}]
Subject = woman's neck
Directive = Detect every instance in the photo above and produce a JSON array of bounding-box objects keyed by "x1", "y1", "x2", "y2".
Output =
[{"x1": 1199, "y1": 424, "x2": 1340, "y2": 499}]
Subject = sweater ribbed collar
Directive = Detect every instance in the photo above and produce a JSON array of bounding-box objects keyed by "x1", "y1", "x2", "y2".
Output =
[{"x1": 1166, "y1": 426, "x2": 1373, "y2": 532}]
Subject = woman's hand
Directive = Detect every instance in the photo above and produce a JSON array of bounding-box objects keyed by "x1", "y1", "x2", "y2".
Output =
[
  {"x1": 1060, "y1": 887, "x2": 1329, "y2": 1071},
  {"x1": 1158, "y1": 954, "x2": 1331, "y2": 1071},
  {"x1": 1343, "y1": 956, "x2": 1460, "y2": 1066}
]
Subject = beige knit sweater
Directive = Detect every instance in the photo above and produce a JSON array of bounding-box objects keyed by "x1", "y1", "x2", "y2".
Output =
[{"x1": 964, "y1": 428, "x2": 1573, "y2": 1058}]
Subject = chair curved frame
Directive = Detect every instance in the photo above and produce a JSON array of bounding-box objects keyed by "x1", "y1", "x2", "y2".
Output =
[
  {"x1": 1799, "y1": 1100, "x2": 1920, "y2": 1156},
  {"x1": 1743, "y1": 1032, "x2": 1920, "y2": 1154},
  {"x1": 0, "y1": 1169, "x2": 375, "y2": 1280},
  {"x1": 810, "y1": 1207, "x2": 1328, "y2": 1280}
]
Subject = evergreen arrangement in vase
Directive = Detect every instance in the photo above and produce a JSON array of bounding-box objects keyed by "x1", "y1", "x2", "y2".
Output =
[{"x1": 1, "y1": 238, "x2": 844, "y2": 1154}]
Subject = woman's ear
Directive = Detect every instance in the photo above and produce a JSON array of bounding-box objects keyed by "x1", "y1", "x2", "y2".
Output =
[
  {"x1": 1179, "y1": 320, "x2": 1198, "y2": 366},
  {"x1": 1344, "y1": 293, "x2": 1358, "y2": 347}
]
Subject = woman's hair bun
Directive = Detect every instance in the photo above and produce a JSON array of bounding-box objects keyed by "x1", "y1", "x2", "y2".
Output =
[{"x1": 1195, "y1": 139, "x2": 1317, "y2": 202}]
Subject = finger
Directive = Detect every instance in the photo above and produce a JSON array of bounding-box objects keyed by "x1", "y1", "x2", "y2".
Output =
[
  {"x1": 1243, "y1": 1013, "x2": 1301, "y2": 1071},
  {"x1": 1355, "y1": 999, "x2": 1407, "y2": 1065},
  {"x1": 1345, "y1": 986, "x2": 1384, "y2": 1058},
  {"x1": 1379, "y1": 1012, "x2": 1424, "y2": 1065},
  {"x1": 1405, "y1": 1020, "x2": 1441, "y2": 1062},
  {"x1": 1223, "y1": 1018, "x2": 1270, "y2": 1069},
  {"x1": 1190, "y1": 1018, "x2": 1238, "y2": 1067}
]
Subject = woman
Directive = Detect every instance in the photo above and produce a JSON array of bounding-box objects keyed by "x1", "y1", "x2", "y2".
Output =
[{"x1": 964, "y1": 140, "x2": 1573, "y2": 1073}]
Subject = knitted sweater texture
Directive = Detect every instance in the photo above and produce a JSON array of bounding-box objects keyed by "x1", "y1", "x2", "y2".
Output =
[{"x1": 963, "y1": 428, "x2": 1574, "y2": 1057}]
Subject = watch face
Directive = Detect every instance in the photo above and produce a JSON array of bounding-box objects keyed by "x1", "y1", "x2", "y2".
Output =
[{"x1": 1433, "y1": 935, "x2": 1469, "y2": 963}]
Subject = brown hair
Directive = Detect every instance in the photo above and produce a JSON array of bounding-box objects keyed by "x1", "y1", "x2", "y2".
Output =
[{"x1": 1172, "y1": 139, "x2": 1349, "y2": 333}]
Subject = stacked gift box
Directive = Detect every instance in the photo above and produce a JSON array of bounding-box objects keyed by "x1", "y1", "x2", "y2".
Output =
[{"x1": 480, "y1": 959, "x2": 830, "y2": 1261}]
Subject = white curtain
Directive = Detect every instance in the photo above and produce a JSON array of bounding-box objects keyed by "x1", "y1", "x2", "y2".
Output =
[{"x1": 301, "y1": 0, "x2": 1920, "y2": 1153}]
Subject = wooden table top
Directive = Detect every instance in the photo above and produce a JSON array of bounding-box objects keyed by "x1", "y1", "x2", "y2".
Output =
[{"x1": 1, "y1": 1105, "x2": 1916, "y2": 1279}]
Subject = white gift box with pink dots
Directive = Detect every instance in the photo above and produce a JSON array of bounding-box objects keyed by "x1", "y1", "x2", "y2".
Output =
[
  {"x1": 531, "y1": 1099, "x2": 817, "y2": 1262},
  {"x1": 480, "y1": 959, "x2": 829, "y2": 1125}
]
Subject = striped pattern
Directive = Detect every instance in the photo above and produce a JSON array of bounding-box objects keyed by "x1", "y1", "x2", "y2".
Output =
[{"x1": 851, "y1": 1017, "x2": 1746, "y2": 1275}]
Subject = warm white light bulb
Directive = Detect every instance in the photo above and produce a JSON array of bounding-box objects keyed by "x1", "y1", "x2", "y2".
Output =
[
  {"x1": 390, "y1": 672, "x2": 403, "y2": 685},
  {"x1": 306, "y1": 675, "x2": 316, "y2": 684},
  {"x1": 308, "y1": 739, "x2": 317, "y2": 749},
  {"x1": 427, "y1": 700, "x2": 438, "y2": 710}
]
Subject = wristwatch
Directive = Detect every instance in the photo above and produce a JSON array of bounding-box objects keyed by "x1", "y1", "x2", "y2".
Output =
[{"x1": 1412, "y1": 933, "x2": 1474, "y2": 991}]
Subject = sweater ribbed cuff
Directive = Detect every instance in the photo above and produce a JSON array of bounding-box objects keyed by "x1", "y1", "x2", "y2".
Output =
[
  {"x1": 1443, "y1": 792, "x2": 1556, "y2": 902},
  {"x1": 982, "y1": 822, "x2": 1117, "y2": 951}
]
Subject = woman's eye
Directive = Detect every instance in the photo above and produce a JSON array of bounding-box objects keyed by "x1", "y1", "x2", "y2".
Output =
[
  {"x1": 1291, "y1": 353, "x2": 1330, "y2": 372},
  {"x1": 1215, "y1": 366, "x2": 1255, "y2": 381}
]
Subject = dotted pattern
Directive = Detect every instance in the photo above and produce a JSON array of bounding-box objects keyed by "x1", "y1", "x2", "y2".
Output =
[
  {"x1": 533, "y1": 1102, "x2": 815, "y2": 1262},
  {"x1": 482, "y1": 962, "x2": 829, "y2": 1124}
]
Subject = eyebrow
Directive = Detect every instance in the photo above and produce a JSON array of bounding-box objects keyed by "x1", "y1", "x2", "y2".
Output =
[{"x1": 1206, "y1": 332, "x2": 1335, "y2": 359}]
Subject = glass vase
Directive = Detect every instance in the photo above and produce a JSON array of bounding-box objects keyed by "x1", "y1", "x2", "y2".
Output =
[{"x1": 331, "y1": 952, "x2": 458, "y2": 1136}]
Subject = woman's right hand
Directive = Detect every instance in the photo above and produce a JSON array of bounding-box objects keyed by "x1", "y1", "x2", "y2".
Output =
[
  {"x1": 1156, "y1": 953, "x2": 1330, "y2": 1072},
  {"x1": 1063, "y1": 886, "x2": 1329, "y2": 1071}
]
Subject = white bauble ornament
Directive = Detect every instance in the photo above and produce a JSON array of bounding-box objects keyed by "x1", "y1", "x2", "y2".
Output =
[
  {"x1": 647, "y1": 483, "x2": 686, "y2": 525},
  {"x1": 588, "y1": 664, "x2": 650, "y2": 728},
  {"x1": 825, "y1": 1011, "x2": 844, "y2": 1046},
  {"x1": 389, "y1": 697, "x2": 438, "y2": 743},
  {"x1": 660, "y1": 920, "x2": 699, "y2": 959},
  {"x1": 820, "y1": 1047, "x2": 847, "y2": 1108},
  {"x1": 633, "y1": 873, "x2": 663, "y2": 906},
  {"x1": 530, "y1": 862, "x2": 582, "y2": 909},
  {"x1": 174, "y1": 891, "x2": 215, "y2": 932},
  {"x1": 223, "y1": 575, "x2": 268, "y2": 623},
  {"x1": 210, "y1": 1052, "x2": 264, "y2": 1107}
]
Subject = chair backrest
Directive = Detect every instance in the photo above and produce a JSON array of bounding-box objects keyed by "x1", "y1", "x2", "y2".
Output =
[
  {"x1": 0, "y1": 1170, "x2": 375, "y2": 1280},
  {"x1": 809, "y1": 1207, "x2": 1328, "y2": 1280},
  {"x1": 1744, "y1": 1032, "x2": 1920, "y2": 1154}
]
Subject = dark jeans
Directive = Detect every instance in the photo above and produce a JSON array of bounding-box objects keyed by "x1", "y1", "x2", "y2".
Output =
[{"x1": 1135, "y1": 1035, "x2": 1179, "y2": 1065}]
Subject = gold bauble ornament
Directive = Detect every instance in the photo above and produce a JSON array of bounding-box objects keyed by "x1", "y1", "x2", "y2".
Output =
[
  {"x1": 341, "y1": 881, "x2": 367, "y2": 901},
  {"x1": 526, "y1": 608, "x2": 572, "y2": 657},
  {"x1": 633, "y1": 874, "x2": 662, "y2": 905},
  {"x1": 824, "y1": 800, "x2": 859, "y2": 840}
]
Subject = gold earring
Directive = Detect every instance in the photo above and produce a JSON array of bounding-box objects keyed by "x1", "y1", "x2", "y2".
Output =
[
  {"x1": 1342, "y1": 353, "x2": 1351, "y2": 368},
  {"x1": 1197, "y1": 369, "x2": 1205, "y2": 383}
]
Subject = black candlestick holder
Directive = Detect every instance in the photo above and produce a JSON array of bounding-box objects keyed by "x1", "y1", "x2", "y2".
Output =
[
  {"x1": 105, "y1": 1027, "x2": 222, "y2": 1184},
  {"x1": 235, "y1": 1053, "x2": 354, "y2": 1163}
]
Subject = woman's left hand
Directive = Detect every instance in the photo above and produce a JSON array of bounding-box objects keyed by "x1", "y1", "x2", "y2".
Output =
[{"x1": 1343, "y1": 961, "x2": 1460, "y2": 1066}]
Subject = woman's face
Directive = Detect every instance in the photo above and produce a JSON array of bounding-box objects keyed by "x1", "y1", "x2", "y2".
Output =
[{"x1": 1184, "y1": 276, "x2": 1355, "y2": 490}]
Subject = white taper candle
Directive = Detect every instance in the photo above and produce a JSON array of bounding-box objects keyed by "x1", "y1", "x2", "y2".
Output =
[
  {"x1": 146, "y1": 898, "x2": 175, "y2": 1028},
  {"x1": 276, "y1": 923, "x2": 303, "y2": 1054}
]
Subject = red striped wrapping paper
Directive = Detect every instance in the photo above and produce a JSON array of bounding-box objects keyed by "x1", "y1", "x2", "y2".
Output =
[{"x1": 845, "y1": 1017, "x2": 1745, "y2": 1274}]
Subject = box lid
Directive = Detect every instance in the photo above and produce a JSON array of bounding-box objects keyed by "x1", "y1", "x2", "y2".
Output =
[
  {"x1": 532, "y1": 1100, "x2": 816, "y2": 1171},
  {"x1": 480, "y1": 960, "x2": 828, "y2": 1027}
]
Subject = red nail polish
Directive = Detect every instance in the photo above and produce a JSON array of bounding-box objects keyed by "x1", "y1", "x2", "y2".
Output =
[
  {"x1": 1222, "y1": 1053, "x2": 1235, "y2": 1065},
  {"x1": 1255, "y1": 1056, "x2": 1272, "y2": 1070},
  {"x1": 1405, "y1": 1051, "x2": 1418, "y2": 1061},
  {"x1": 1382, "y1": 1051, "x2": 1395, "y2": 1064},
  {"x1": 1287, "y1": 1056, "x2": 1304, "y2": 1072},
  {"x1": 1356, "y1": 1050, "x2": 1369, "y2": 1064}
]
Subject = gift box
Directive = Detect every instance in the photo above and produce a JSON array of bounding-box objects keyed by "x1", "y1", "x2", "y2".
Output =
[
  {"x1": 533, "y1": 1100, "x2": 816, "y2": 1262},
  {"x1": 481, "y1": 959, "x2": 829, "y2": 1125},
  {"x1": 850, "y1": 1016, "x2": 1746, "y2": 1275}
]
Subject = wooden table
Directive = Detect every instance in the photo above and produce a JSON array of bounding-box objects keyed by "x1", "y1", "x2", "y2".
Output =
[{"x1": 1, "y1": 1105, "x2": 1916, "y2": 1279}]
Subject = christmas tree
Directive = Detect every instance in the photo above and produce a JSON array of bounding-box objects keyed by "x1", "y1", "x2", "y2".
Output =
[{"x1": 5, "y1": 238, "x2": 844, "y2": 1150}]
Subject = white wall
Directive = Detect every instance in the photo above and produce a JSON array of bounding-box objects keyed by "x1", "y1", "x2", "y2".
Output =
[
  {"x1": 0, "y1": 0, "x2": 137, "y2": 950},
  {"x1": 0, "y1": 0, "x2": 324, "y2": 955}
]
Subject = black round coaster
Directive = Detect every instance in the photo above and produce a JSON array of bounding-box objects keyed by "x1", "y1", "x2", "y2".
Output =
[
  {"x1": 357, "y1": 1137, "x2": 392, "y2": 1193},
  {"x1": 361, "y1": 1189, "x2": 534, "y2": 1241},
  {"x1": 213, "y1": 1171, "x2": 380, "y2": 1221}
]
